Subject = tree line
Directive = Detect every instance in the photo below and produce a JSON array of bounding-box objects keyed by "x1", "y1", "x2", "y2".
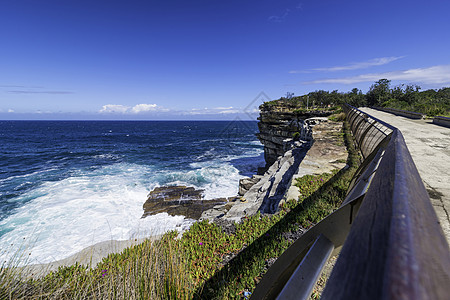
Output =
[{"x1": 280, "y1": 79, "x2": 450, "y2": 117}]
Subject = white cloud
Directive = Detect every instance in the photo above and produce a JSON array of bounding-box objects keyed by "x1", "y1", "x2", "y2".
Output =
[
  {"x1": 8, "y1": 109, "x2": 14, "y2": 113},
  {"x1": 302, "y1": 64, "x2": 450, "y2": 85},
  {"x1": 131, "y1": 104, "x2": 158, "y2": 113},
  {"x1": 99, "y1": 104, "x2": 130, "y2": 113},
  {"x1": 218, "y1": 109, "x2": 240, "y2": 114},
  {"x1": 184, "y1": 106, "x2": 240, "y2": 115},
  {"x1": 99, "y1": 103, "x2": 168, "y2": 114},
  {"x1": 290, "y1": 56, "x2": 404, "y2": 73}
]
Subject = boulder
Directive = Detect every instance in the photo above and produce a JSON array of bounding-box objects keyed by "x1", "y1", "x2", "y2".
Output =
[{"x1": 238, "y1": 175, "x2": 263, "y2": 196}]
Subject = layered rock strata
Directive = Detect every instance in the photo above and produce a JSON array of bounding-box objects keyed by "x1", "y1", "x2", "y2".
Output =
[
  {"x1": 235, "y1": 103, "x2": 333, "y2": 209},
  {"x1": 142, "y1": 186, "x2": 234, "y2": 220},
  {"x1": 257, "y1": 103, "x2": 331, "y2": 168},
  {"x1": 141, "y1": 103, "x2": 341, "y2": 224},
  {"x1": 203, "y1": 117, "x2": 346, "y2": 222},
  {"x1": 282, "y1": 119, "x2": 348, "y2": 203},
  {"x1": 238, "y1": 175, "x2": 263, "y2": 196},
  {"x1": 223, "y1": 145, "x2": 309, "y2": 221}
]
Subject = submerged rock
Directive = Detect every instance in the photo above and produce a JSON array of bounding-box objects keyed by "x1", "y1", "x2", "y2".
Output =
[{"x1": 142, "y1": 186, "x2": 231, "y2": 220}]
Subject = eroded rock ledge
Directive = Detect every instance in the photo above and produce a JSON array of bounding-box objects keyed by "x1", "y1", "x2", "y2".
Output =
[
  {"x1": 142, "y1": 186, "x2": 235, "y2": 220},
  {"x1": 257, "y1": 103, "x2": 332, "y2": 168},
  {"x1": 202, "y1": 117, "x2": 347, "y2": 222},
  {"x1": 141, "y1": 103, "x2": 345, "y2": 224}
]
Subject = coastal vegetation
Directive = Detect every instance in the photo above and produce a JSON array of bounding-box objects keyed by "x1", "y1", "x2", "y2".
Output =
[
  {"x1": 1, "y1": 114, "x2": 360, "y2": 299},
  {"x1": 269, "y1": 79, "x2": 450, "y2": 117}
]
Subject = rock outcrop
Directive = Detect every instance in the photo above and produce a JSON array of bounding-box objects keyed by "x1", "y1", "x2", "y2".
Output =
[
  {"x1": 282, "y1": 119, "x2": 348, "y2": 203},
  {"x1": 218, "y1": 117, "x2": 347, "y2": 222},
  {"x1": 142, "y1": 186, "x2": 234, "y2": 220},
  {"x1": 141, "y1": 101, "x2": 342, "y2": 224},
  {"x1": 257, "y1": 102, "x2": 332, "y2": 168},
  {"x1": 238, "y1": 175, "x2": 263, "y2": 196},
  {"x1": 222, "y1": 146, "x2": 309, "y2": 221}
]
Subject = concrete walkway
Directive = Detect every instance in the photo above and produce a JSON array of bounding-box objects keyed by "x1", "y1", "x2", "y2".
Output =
[{"x1": 360, "y1": 108, "x2": 450, "y2": 243}]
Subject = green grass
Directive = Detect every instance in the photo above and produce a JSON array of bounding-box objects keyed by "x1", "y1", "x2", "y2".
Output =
[
  {"x1": 328, "y1": 112, "x2": 346, "y2": 122},
  {"x1": 381, "y1": 98, "x2": 450, "y2": 117},
  {"x1": 1, "y1": 121, "x2": 360, "y2": 299}
]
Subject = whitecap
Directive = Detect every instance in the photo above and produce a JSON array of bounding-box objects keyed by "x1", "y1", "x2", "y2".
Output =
[{"x1": 0, "y1": 162, "x2": 192, "y2": 265}]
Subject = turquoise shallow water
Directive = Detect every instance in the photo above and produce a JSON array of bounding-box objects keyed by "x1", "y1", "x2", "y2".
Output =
[{"x1": 0, "y1": 120, "x2": 264, "y2": 264}]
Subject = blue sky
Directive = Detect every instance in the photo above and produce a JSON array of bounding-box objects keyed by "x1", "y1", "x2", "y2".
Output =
[{"x1": 1, "y1": 0, "x2": 449, "y2": 120}]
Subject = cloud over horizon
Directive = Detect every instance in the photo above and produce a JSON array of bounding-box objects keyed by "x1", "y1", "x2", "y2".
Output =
[
  {"x1": 185, "y1": 106, "x2": 240, "y2": 115},
  {"x1": 99, "y1": 103, "x2": 168, "y2": 114},
  {"x1": 98, "y1": 104, "x2": 243, "y2": 117},
  {"x1": 302, "y1": 64, "x2": 450, "y2": 86},
  {"x1": 2, "y1": 103, "x2": 254, "y2": 120}
]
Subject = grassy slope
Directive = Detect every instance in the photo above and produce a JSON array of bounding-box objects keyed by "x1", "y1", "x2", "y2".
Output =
[{"x1": 1, "y1": 119, "x2": 360, "y2": 299}]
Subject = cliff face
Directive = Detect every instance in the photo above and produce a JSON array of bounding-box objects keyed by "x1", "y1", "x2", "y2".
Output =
[
  {"x1": 257, "y1": 103, "x2": 331, "y2": 168},
  {"x1": 212, "y1": 103, "x2": 337, "y2": 220},
  {"x1": 201, "y1": 102, "x2": 341, "y2": 222}
]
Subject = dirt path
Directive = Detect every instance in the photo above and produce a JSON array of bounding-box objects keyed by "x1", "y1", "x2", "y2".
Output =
[{"x1": 360, "y1": 108, "x2": 450, "y2": 243}]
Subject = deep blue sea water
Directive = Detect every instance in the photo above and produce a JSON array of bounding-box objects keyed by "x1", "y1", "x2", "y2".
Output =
[{"x1": 0, "y1": 120, "x2": 264, "y2": 264}]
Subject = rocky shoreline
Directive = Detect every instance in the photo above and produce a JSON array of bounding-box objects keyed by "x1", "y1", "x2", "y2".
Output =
[
  {"x1": 28, "y1": 105, "x2": 347, "y2": 276},
  {"x1": 200, "y1": 116, "x2": 347, "y2": 223},
  {"x1": 140, "y1": 108, "x2": 347, "y2": 226}
]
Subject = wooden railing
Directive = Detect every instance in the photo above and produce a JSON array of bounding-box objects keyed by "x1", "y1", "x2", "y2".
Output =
[{"x1": 252, "y1": 105, "x2": 450, "y2": 299}]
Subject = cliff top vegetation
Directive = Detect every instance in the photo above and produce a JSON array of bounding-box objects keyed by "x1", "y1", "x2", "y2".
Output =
[{"x1": 264, "y1": 79, "x2": 450, "y2": 117}]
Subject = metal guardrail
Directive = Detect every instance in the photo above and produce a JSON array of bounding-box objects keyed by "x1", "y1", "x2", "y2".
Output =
[
  {"x1": 433, "y1": 115, "x2": 450, "y2": 128},
  {"x1": 252, "y1": 104, "x2": 450, "y2": 299},
  {"x1": 372, "y1": 106, "x2": 424, "y2": 119},
  {"x1": 343, "y1": 104, "x2": 393, "y2": 160}
]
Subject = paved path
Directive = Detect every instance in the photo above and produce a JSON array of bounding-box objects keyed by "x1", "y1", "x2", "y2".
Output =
[{"x1": 360, "y1": 108, "x2": 450, "y2": 243}]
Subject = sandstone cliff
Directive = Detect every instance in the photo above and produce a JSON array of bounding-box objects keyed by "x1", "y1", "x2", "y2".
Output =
[
  {"x1": 217, "y1": 116, "x2": 346, "y2": 222},
  {"x1": 202, "y1": 102, "x2": 339, "y2": 222},
  {"x1": 140, "y1": 100, "x2": 342, "y2": 223},
  {"x1": 257, "y1": 102, "x2": 331, "y2": 168}
]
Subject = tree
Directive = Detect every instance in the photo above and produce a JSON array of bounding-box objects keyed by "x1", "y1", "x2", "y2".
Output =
[
  {"x1": 347, "y1": 88, "x2": 366, "y2": 107},
  {"x1": 285, "y1": 92, "x2": 294, "y2": 100},
  {"x1": 366, "y1": 79, "x2": 391, "y2": 107},
  {"x1": 403, "y1": 84, "x2": 421, "y2": 105}
]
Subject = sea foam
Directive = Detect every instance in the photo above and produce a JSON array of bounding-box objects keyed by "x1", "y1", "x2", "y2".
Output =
[
  {"x1": 0, "y1": 121, "x2": 264, "y2": 265},
  {"x1": 0, "y1": 163, "x2": 191, "y2": 264},
  {"x1": 0, "y1": 154, "x2": 259, "y2": 264}
]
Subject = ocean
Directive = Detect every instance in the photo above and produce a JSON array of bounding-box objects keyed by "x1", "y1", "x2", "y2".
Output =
[{"x1": 0, "y1": 120, "x2": 264, "y2": 265}]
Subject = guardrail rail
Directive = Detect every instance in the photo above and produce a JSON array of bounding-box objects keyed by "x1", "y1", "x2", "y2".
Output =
[
  {"x1": 252, "y1": 104, "x2": 450, "y2": 299},
  {"x1": 433, "y1": 115, "x2": 450, "y2": 128},
  {"x1": 372, "y1": 106, "x2": 424, "y2": 119}
]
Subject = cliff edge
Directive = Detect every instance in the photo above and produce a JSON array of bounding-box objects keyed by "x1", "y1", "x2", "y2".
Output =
[{"x1": 202, "y1": 102, "x2": 346, "y2": 222}]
